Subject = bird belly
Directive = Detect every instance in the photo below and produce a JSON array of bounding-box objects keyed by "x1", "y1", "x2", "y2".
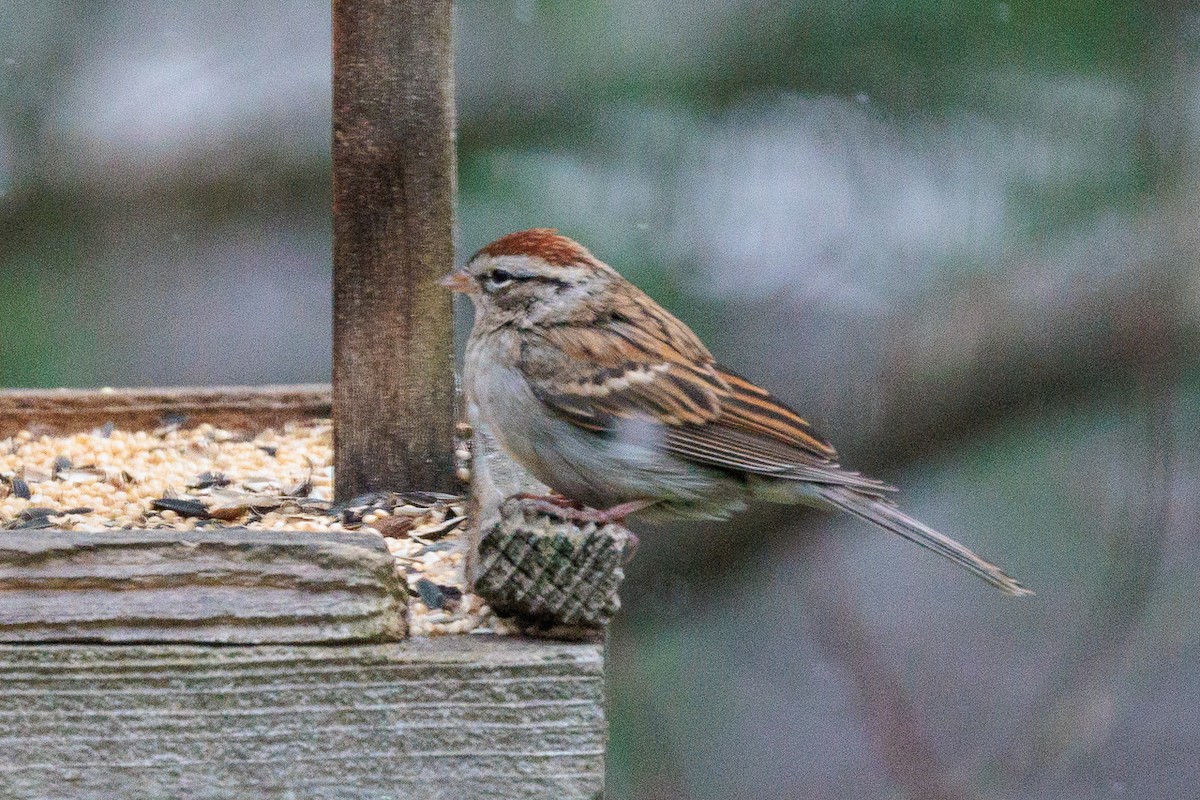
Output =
[{"x1": 468, "y1": 359, "x2": 744, "y2": 519}]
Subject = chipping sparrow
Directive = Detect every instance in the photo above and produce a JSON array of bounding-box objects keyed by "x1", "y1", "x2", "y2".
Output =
[{"x1": 443, "y1": 229, "x2": 1030, "y2": 596}]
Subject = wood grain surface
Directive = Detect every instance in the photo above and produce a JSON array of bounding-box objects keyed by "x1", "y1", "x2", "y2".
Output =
[
  {"x1": 332, "y1": 0, "x2": 458, "y2": 499},
  {"x1": 0, "y1": 637, "x2": 605, "y2": 799},
  {"x1": 0, "y1": 528, "x2": 406, "y2": 643}
]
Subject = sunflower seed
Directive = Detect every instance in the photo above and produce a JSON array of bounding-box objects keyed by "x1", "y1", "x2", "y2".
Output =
[
  {"x1": 414, "y1": 578, "x2": 446, "y2": 609},
  {"x1": 412, "y1": 515, "x2": 466, "y2": 540},
  {"x1": 373, "y1": 515, "x2": 415, "y2": 539},
  {"x1": 56, "y1": 468, "x2": 107, "y2": 484},
  {"x1": 151, "y1": 498, "x2": 210, "y2": 519},
  {"x1": 399, "y1": 491, "x2": 460, "y2": 507},
  {"x1": 189, "y1": 471, "x2": 230, "y2": 490},
  {"x1": 21, "y1": 468, "x2": 50, "y2": 483},
  {"x1": 6, "y1": 507, "x2": 56, "y2": 529}
]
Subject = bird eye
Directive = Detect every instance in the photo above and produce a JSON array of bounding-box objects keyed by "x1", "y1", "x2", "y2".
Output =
[{"x1": 485, "y1": 269, "x2": 514, "y2": 289}]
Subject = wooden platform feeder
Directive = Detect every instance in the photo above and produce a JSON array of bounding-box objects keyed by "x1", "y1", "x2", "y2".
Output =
[
  {"x1": 0, "y1": 386, "x2": 611, "y2": 799},
  {"x1": 0, "y1": 1, "x2": 618, "y2": 797}
]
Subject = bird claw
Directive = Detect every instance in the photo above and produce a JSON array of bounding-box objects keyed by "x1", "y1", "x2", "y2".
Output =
[
  {"x1": 510, "y1": 492, "x2": 583, "y2": 510},
  {"x1": 507, "y1": 494, "x2": 654, "y2": 525}
]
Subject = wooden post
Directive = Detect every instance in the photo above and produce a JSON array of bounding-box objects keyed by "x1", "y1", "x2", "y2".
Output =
[{"x1": 332, "y1": 0, "x2": 457, "y2": 500}]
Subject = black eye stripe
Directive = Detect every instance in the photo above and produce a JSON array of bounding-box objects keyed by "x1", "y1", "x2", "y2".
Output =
[{"x1": 482, "y1": 269, "x2": 568, "y2": 290}]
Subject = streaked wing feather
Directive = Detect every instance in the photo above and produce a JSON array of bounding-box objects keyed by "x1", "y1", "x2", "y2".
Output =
[
  {"x1": 713, "y1": 368, "x2": 837, "y2": 459},
  {"x1": 520, "y1": 306, "x2": 727, "y2": 431},
  {"x1": 520, "y1": 303, "x2": 890, "y2": 495},
  {"x1": 668, "y1": 367, "x2": 894, "y2": 494},
  {"x1": 665, "y1": 425, "x2": 895, "y2": 494}
]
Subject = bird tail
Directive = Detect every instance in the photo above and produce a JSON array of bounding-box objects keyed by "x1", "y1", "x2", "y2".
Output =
[{"x1": 813, "y1": 485, "x2": 1032, "y2": 597}]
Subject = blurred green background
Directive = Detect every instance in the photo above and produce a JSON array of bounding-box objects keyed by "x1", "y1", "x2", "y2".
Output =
[{"x1": 2, "y1": 1, "x2": 1198, "y2": 797}]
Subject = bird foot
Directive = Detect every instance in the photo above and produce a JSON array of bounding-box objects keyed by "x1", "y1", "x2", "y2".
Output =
[
  {"x1": 510, "y1": 492, "x2": 584, "y2": 510},
  {"x1": 509, "y1": 495, "x2": 655, "y2": 525}
]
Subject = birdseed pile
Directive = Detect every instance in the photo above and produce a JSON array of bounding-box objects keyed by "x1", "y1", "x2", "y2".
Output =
[{"x1": 0, "y1": 419, "x2": 517, "y2": 636}]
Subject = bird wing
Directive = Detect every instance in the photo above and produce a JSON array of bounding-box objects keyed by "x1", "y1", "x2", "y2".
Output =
[
  {"x1": 519, "y1": 310, "x2": 728, "y2": 430},
  {"x1": 520, "y1": 307, "x2": 889, "y2": 493},
  {"x1": 664, "y1": 367, "x2": 894, "y2": 494}
]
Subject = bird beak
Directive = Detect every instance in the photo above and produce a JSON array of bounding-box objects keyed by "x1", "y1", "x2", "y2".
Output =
[{"x1": 440, "y1": 270, "x2": 473, "y2": 293}]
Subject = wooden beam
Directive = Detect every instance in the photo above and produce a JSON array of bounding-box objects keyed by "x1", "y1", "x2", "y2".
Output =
[
  {"x1": 0, "y1": 638, "x2": 606, "y2": 799},
  {"x1": 332, "y1": 0, "x2": 457, "y2": 500},
  {"x1": 0, "y1": 529, "x2": 406, "y2": 643}
]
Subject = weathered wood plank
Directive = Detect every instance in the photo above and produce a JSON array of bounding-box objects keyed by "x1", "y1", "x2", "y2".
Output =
[
  {"x1": 332, "y1": 0, "x2": 457, "y2": 499},
  {"x1": 0, "y1": 638, "x2": 604, "y2": 800},
  {"x1": 0, "y1": 529, "x2": 406, "y2": 643},
  {"x1": 0, "y1": 384, "x2": 331, "y2": 438}
]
